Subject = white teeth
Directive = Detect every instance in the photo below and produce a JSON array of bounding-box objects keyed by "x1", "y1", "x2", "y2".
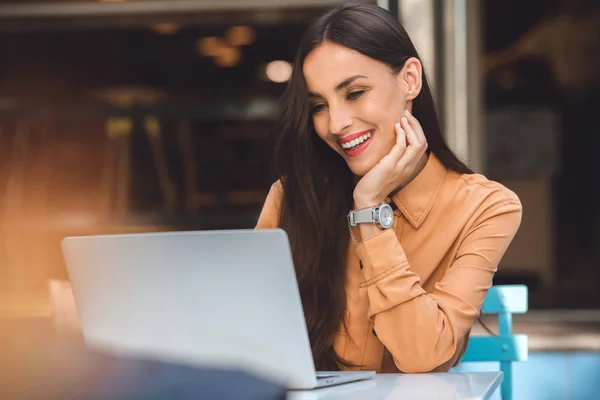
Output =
[{"x1": 341, "y1": 132, "x2": 372, "y2": 149}]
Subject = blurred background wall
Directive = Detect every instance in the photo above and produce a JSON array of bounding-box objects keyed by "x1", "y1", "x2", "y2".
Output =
[{"x1": 0, "y1": 0, "x2": 598, "y2": 314}]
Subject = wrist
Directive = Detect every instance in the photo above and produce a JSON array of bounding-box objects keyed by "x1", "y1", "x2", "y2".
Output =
[
  {"x1": 353, "y1": 196, "x2": 382, "y2": 210},
  {"x1": 347, "y1": 202, "x2": 395, "y2": 233}
]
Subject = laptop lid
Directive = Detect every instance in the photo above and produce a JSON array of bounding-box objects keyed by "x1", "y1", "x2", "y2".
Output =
[{"x1": 61, "y1": 229, "x2": 317, "y2": 389}]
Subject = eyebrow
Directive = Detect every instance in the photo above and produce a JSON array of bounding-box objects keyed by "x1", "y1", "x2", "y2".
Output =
[{"x1": 308, "y1": 74, "x2": 368, "y2": 98}]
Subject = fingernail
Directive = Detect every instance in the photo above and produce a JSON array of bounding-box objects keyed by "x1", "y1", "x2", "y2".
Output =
[
  {"x1": 395, "y1": 122, "x2": 401, "y2": 130},
  {"x1": 405, "y1": 109, "x2": 411, "y2": 116},
  {"x1": 402, "y1": 117, "x2": 408, "y2": 124}
]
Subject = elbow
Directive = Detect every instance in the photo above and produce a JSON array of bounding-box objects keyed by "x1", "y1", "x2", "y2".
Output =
[
  {"x1": 392, "y1": 339, "x2": 460, "y2": 373},
  {"x1": 396, "y1": 357, "x2": 452, "y2": 374}
]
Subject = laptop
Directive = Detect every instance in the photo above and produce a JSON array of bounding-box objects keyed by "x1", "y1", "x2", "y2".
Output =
[{"x1": 61, "y1": 229, "x2": 374, "y2": 389}]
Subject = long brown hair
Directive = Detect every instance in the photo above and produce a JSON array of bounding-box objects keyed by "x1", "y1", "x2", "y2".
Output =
[{"x1": 273, "y1": 2, "x2": 472, "y2": 371}]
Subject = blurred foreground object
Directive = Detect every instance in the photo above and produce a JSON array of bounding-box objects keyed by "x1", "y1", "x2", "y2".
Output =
[{"x1": 0, "y1": 335, "x2": 286, "y2": 400}]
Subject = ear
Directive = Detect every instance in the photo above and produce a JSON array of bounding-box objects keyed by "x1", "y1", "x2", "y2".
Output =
[{"x1": 395, "y1": 57, "x2": 423, "y2": 102}]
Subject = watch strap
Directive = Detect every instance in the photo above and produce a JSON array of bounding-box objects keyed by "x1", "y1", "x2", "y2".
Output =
[
  {"x1": 353, "y1": 207, "x2": 376, "y2": 224},
  {"x1": 348, "y1": 206, "x2": 379, "y2": 226}
]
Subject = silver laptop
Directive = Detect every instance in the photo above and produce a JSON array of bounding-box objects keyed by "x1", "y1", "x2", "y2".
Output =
[{"x1": 61, "y1": 229, "x2": 374, "y2": 389}]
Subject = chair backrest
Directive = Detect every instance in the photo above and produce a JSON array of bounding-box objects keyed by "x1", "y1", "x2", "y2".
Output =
[{"x1": 460, "y1": 285, "x2": 529, "y2": 400}]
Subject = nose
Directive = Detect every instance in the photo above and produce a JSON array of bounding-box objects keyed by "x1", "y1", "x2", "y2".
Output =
[{"x1": 328, "y1": 103, "x2": 352, "y2": 135}]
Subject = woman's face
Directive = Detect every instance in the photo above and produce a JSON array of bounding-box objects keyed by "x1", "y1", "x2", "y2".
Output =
[{"x1": 303, "y1": 41, "x2": 421, "y2": 176}]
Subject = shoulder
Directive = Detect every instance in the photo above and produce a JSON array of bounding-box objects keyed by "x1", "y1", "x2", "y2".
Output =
[
  {"x1": 443, "y1": 170, "x2": 522, "y2": 221},
  {"x1": 269, "y1": 179, "x2": 284, "y2": 198},
  {"x1": 458, "y1": 171, "x2": 520, "y2": 204},
  {"x1": 255, "y1": 179, "x2": 284, "y2": 229}
]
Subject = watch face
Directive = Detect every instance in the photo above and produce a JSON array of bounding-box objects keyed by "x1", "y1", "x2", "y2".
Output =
[{"x1": 379, "y1": 204, "x2": 394, "y2": 228}]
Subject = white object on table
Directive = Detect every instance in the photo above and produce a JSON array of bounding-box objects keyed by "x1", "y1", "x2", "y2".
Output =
[{"x1": 287, "y1": 372, "x2": 503, "y2": 400}]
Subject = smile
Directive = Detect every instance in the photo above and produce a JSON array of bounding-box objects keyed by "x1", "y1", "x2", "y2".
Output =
[{"x1": 338, "y1": 130, "x2": 374, "y2": 157}]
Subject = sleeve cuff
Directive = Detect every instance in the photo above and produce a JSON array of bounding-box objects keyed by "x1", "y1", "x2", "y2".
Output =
[{"x1": 356, "y1": 228, "x2": 409, "y2": 282}]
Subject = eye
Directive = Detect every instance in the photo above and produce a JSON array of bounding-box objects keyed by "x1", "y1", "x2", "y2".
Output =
[
  {"x1": 311, "y1": 103, "x2": 327, "y2": 115},
  {"x1": 347, "y1": 90, "x2": 365, "y2": 101}
]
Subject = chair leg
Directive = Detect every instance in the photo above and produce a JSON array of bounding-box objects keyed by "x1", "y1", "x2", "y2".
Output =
[{"x1": 500, "y1": 361, "x2": 512, "y2": 400}]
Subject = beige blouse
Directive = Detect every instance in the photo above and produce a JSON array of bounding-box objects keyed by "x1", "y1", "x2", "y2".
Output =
[{"x1": 256, "y1": 153, "x2": 522, "y2": 373}]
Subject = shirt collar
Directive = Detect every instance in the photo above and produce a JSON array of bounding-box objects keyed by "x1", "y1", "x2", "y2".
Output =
[{"x1": 391, "y1": 152, "x2": 447, "y2": 228}]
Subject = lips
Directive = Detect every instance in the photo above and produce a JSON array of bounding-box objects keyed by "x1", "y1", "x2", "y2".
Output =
[
  {"x1": 338, "y1": 130, "x2": 373, "y2": 146},
  {"x1": 338, "y1": 129, "x2": 374, "y2": 157}
]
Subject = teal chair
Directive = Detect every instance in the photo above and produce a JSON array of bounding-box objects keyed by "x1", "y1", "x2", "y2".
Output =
[{"x1": 459, "y1": 285, "x2": 529, "y2": 400}]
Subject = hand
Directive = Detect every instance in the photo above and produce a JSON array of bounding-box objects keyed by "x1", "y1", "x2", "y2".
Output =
[{"x1": 353, "y1": 109, "x2": 428, "y2": 209}]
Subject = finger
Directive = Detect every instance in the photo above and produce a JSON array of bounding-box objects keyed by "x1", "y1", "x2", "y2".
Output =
[
  {"x1": 401, "y1": 116, "x2": 427, "y2": 158},
  {"x1": 395, "y1": 121, "x2": 407, "y2": 150},
  {"x1": 395, "y1": 119, "x2": 426, "y2": 170},
  {"x1": 387, "y1": 122, "x2": 407, "y2": 162},
  {"x1": 377, "y1": 123, "x2": 406, "y2": 171},
  {"x1": 404, "y1": 109, "x2": 427, "y2": 145},
  {"x1": 401, "y1": 116, "x2": 420, "y2": 149}
]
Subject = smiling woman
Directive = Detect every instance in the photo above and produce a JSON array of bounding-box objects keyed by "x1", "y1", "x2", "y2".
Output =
[{"x1": 256, "y1": 2, "x2": 522, "y2": 374}]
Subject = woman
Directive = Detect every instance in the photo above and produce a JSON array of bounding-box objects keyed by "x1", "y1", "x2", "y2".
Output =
[{"x1": 256, "y1": 3, "x2": 522, "y2": 373}]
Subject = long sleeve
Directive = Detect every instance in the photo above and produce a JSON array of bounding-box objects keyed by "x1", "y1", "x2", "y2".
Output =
[
  {"x1": 255, "y1": 181, "x2": 283, "y2": 229},
  {"x1": 356, "y1": 198, "x2": 522, "y2": 373}
]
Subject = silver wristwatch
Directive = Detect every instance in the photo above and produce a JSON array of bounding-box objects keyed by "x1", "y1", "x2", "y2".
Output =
[{"x1": 347, "y1": 202, "x2": 394, "y2": 230}]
